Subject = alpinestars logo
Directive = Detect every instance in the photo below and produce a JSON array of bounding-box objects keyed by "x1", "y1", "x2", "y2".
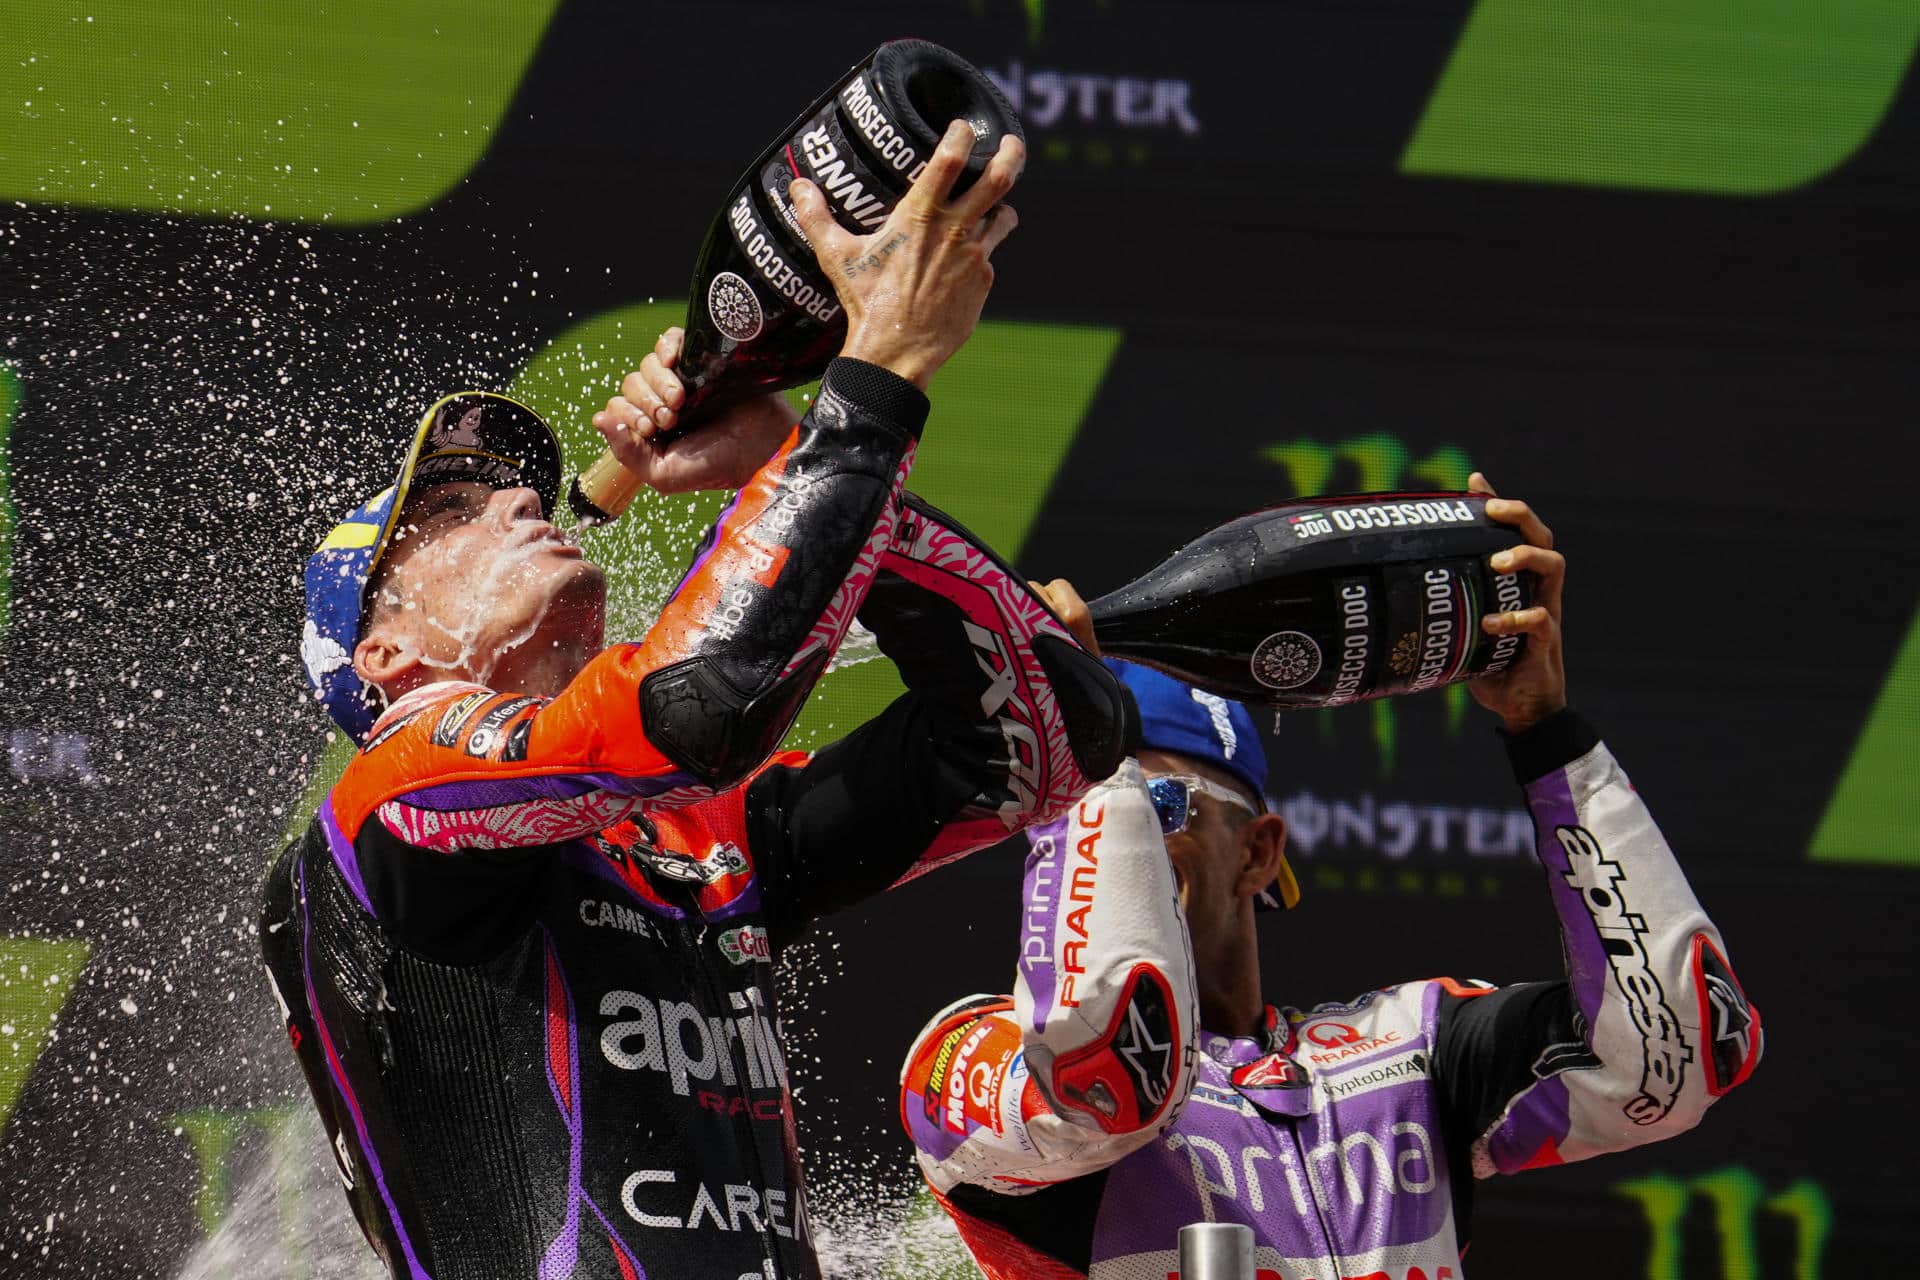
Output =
[
  {"x1": 1705, "y1": 976, "x2": 1749, "y2": 1043},
  {"x1": 1555, "y1": 824, "x2": 1692, "y2": 1124},
  {"x1": 1116, "y1": 994, "x2": 1173, "y2": 1110},
  {"x1": 1108, "y1": 970, "x2": 1178, "y2": 1121},
  {"x1": 1693, "y1": 933, "x2": 1758, "y2": 1094}
]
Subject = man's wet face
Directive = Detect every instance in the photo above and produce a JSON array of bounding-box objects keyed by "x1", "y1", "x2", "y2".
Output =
[
  {"x1": 1137, "y1": 747, "x2": 1259, "y2": 936},
  {"x1": 364, "y1": 481, "x2": 604, "y2": 679}
]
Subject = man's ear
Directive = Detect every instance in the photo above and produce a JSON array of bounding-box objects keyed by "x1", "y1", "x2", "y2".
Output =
[
  {"x1": 354, "y1": 625, "x2": 419, "y2": 694},
  {"x1": 1236, "y1": 813, "x2": 1292, "y2": 903}
]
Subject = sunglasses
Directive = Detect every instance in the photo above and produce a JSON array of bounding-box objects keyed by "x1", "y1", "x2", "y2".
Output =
[{"x1": 1145, "y1": 773, "x2": 1259, "y2": 836}]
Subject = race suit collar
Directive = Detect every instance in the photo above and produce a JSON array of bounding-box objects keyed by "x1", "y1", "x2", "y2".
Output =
[
  {"x1": 365, "y1": 679, "x2": 491, "y2": 741},
  {"x1": 1200, "y1": 1004, "x2": 1287, "y2": 1066}
]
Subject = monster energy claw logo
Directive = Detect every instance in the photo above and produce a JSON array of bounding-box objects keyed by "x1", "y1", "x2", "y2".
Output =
[
  {"x1": 1615, "y1": 1166, "x2": 1831, "y2": 1280},
  {"x1": 1260, "y1": 433, "x2": 1476, "y2": 776}
]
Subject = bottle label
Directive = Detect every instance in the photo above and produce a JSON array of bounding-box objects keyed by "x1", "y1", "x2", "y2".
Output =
[
  {"x1": 1093, "y1": 493, "x2": 1532, "y2": 709},
  {"x1": 724, "y1": 192, "x2": 843, "y2": 324},
  {"x1": 1249, "y1": 630, "x2": 1324, "y2": 691},
  {"x1": 1479, "y1": 568, "x2": 1529, "y2": 676},
  {"x1": 1403, "y1": 561, "x2": 1475, "y2": 695},
  {"x1": 1287, "y1": 497, "x2": 1476, "y2": 540},
  {"x1": 706, "y1": 271, "x2": 764, "y2": 343},
  {"x1": 1322, "y1": 577, "x2": 1375, "y2": 707}
]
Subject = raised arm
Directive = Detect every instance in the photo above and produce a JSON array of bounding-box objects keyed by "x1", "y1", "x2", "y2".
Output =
[
  {"x1": 1433, "y1": 713, "x2": 1761, "y2": 1178},
  {"x1": 325, "y1": 359, "x2": 925, "y2": 844},
  {"x1": 328, "y1": 122, "x2": 1028, "y2": 848},
  {"x1": 901, "y1": 759, "x2": 1200, "y2": 1195},
  {"x1": 1432, "y1": 476, "x2": 1759, "y2": 1181},
  {"x1": 745, "y1": 494, "x2": 1138, "y2": 946}
]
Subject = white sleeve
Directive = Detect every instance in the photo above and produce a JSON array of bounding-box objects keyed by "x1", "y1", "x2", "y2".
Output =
[
  {"x1": 901, "y1": 759, "x2": 1201, "y2": 1193},
  {"x1": 1466, "y1": 727, "x2": 1763, "y2": 1176}
]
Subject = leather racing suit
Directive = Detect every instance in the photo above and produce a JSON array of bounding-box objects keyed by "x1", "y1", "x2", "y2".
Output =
[
  {"x1": 902, "y1": 711, "x2": 1762, "y2": 1280},
  {"x1": 260, "y1": 359, "x2": 1136, "y2": 1280}
]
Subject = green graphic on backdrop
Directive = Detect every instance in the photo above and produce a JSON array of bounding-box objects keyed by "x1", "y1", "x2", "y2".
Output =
[
  {"x1": 0, "y1": 364, "x2": 16, "y2": 641},
  {"x1": 1809, "y1": 605, "x2": 1920, "y2": 866},
  {"x1": 1403, "y1": 1, "x2": 1920, "y2": 195},
  {"x1": 167, "y1": 1104, "x2": 306, "y2": 1239},
  {"x1": 2, "y1": 1, "x2": 562, "y2": 223},
  {"x1": 1260, "y1": 434, "x2": 1475, "y2": 776},
  {"x1": 0, "y1": 936, "x2": 92, "y2": 1140},
  {"x1": 1615, "y1": 1166, "x2": 1831, "y2": 1280}
]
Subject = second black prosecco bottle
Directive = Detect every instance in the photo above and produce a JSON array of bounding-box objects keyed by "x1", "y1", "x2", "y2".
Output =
[{"x1": 1088, "y1": 494, "x2": 1535, "y2": 708}]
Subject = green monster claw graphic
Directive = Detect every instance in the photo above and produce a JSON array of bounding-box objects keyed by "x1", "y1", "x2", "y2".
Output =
[
  {"x1": 166, "y1": 1104, "x2": 309, "y2": 1242},
  {"x1": 1260, "y1": 434, "x2": 1476, "y2": 777},
  {"x1": 1615, "y1": 1166, "x2": 1832, "y2": 1280}
]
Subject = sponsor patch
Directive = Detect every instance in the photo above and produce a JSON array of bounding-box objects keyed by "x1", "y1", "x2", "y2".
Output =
[
  {"x1": 1692, "y1": 932, "x2": 1759, "y2": 1095},
  {"x1": 300, "y1": 618, "x2": 351, "y2": 687},
  {"x1": 700, "y1": 841, "x2": 751, "y2": 878},
  {"x1": 1113, "y1": 975, "x2": 1177, "y2": 1115},
  {"x1": 364, "y1": 708, "x2": 422, "y2": 752},
  {"x1": 1187, "y1": 1079, "x2": 1259, "y2": 1116},
  {"x1": 463, "y1": 695, "x2": 542, "y2": 759},
  {"x1": 922, "y1": 1023, "x2": 973, "y2": 1126},
  {"x1": 1316, "y1": 1049, "x2": 1430, "y2": 1103},
  {"x1": 1231, "y1": 1053, "x2": 1307, "y2": 1090},
  {"x1": 717, "y1": 925, "x2": 770, "y2": 967},
  {"x1": 1299, "y1": 1019, "x2": 1404, "y2": 1066},
  {"x1": 946, "y1": 1021, "x2": 1021, "y2": 1137},
  {"x1": 599, "y1": 987, "x2": 786, "y2": 1096},
  {"x1": 431, "y1": 691, "x2": 492, "y2": 748},
  {"x1": 501, "y1": 712, "x2": 536, "y2": 762},
  {"x1": 638, "y1": 849, "x2": 713, "y2": 885}
]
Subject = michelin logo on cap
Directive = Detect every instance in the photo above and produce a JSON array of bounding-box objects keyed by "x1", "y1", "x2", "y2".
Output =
[
  {"x1": 1191, "y1": 688, "x2": 1239, "y2": 759},
  {"x1": 301, "y1": 619, "x2": 352, "y2": 689}
]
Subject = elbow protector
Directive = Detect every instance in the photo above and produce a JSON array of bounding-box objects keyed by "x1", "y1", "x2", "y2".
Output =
[
  {"x1": 1031, "y1": 632, "x2": 1140, "y2": 784},
  {"x1": 639, "y1": 649, "x2": 830, "y2": 791}
]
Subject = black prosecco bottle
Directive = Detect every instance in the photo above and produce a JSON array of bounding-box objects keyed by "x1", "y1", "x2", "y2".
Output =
[
  {"x1": 1089, "y1": 494, "x2": 1535, "y2": 708},
  {"x1": 568, "y1": 40, "x2": 1022, "y2": 524}
]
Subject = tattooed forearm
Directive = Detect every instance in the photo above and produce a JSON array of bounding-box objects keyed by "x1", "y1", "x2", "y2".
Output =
[{"x1": 841, "y1": 232, "x2": 910, "y2": 277}]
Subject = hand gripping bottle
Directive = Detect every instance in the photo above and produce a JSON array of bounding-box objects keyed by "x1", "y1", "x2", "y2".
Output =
[
  {"x1": 568, "y1": 40, "x2": 1023, "y2": 524},
  {"x1": 1088, "y1": 494, "x2": 1535, "y2": 708}
]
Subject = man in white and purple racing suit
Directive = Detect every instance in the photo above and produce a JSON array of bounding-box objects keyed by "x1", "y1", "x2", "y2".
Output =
[{"x1": 900, "y1": 480, "x2": 1762, "y2": 1279}]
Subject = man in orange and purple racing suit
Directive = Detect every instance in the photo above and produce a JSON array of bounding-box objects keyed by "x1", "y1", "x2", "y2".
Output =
[{"x1": 261, "y1": 123, "x2": 1137, "y2": 1280}]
